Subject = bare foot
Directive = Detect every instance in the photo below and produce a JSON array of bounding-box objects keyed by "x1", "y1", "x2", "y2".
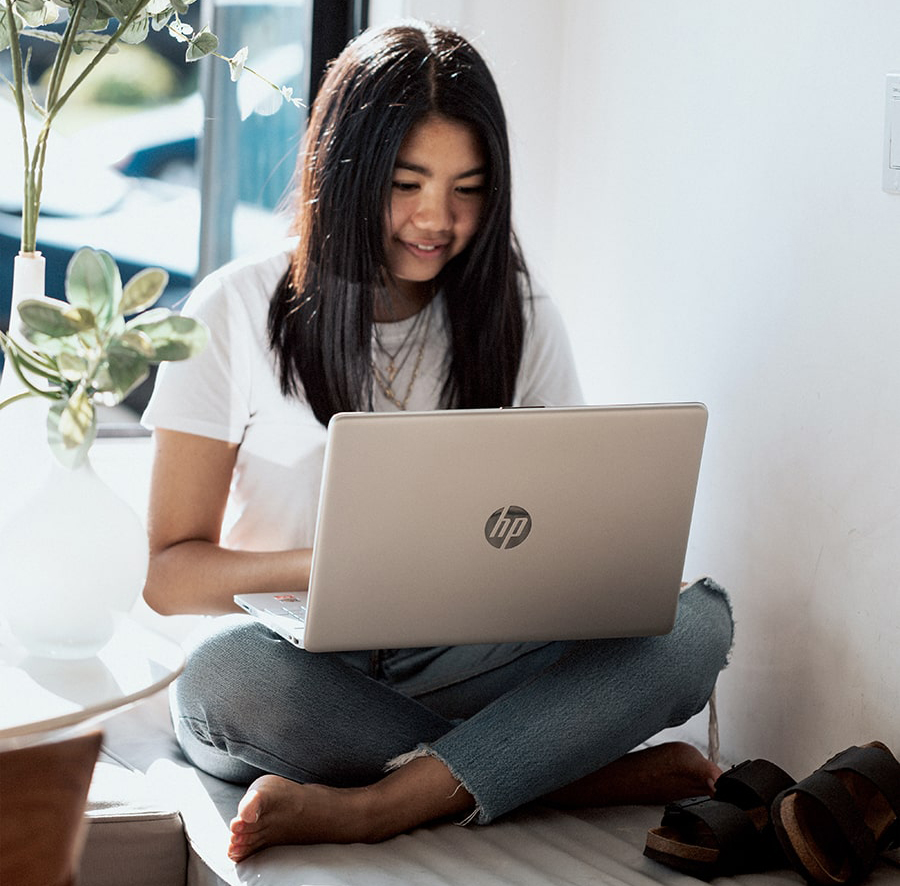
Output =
[
  {"x1": 542, "y1": 741, "x2": 721, "y2": 809},
  {"x1": 228, "y1": 777, "x2": 376, "y2": 861},
  {"x1": 227, "y1": 743, "x2": 718, "y2": 861},
  {"x1": 228, "y1": 756, "x2": 474, "y2": 862}
]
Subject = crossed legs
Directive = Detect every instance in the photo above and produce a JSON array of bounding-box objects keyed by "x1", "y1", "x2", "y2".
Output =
[
  {"x1": 172, "y1": 580, "x2": 733, "y2": 861},
  {"x1": 228, "y1": 741, "x2": 721, "y2": 860}
]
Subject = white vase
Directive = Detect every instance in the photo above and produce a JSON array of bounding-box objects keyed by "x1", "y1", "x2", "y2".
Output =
[
  {"x1": 0, "y1": 252, "x2": 55, "y2": 531},
  {"x1": 0, "y1": 251, "x2": 47, "y2": 400},
  {"x1": 0, "y1": 455, "x2": 148, "y2": 659}
]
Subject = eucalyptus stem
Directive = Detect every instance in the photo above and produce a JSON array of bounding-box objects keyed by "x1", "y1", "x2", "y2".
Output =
[
  {"x1": 10, "y1": 352, "x2": 62, "y2": 383},
  {"x1": 4, "y1": 0, "x2": 36, "y2": 252},
  {"x1": 28, "y1": 0, "x2": 86, "y2": 247},
  {"x1": 43, "y1": 0, "x2": 85, "y2": 111},
  {"x1": 0, "y1": 390, "x2": 42, "y2": 411},
  {"x1": 0, "y1": 331, "x2": 63, "y2": 383},
  {"x1": 23, "y1": 0, "x2": 153, "y2": 252},
  {"x1": 7, "y1": 0, "x2": 301, "y2": 256},
  {"x1": 0, "y1": 348, "x2": 61, "y2": 402},
  {"x1": 206, "y1": 47, "x2": 293, "y2": 101},
  {"x1": 51, "y1": 0, "x2": 153, "y2": 113},
  {"x1": 161, "y1": 20, "x2": 305, "y2": 107}
]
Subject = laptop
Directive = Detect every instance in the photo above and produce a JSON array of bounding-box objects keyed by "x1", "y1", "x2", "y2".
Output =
[{"x1": 235, "y1": 403, "x2": 708, "y2": 652}]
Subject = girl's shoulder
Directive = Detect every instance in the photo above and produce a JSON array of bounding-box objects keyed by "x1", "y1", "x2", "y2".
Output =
[
  {"x1": 184, "y1": 238, "x2": 298, "y2": 320},
  {"x1": 525, "y1": 289, "x2": 569, "y2": 338}
]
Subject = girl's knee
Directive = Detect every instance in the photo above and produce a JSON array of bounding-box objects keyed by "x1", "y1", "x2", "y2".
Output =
[
  {"x1": 173, "y1": 617, "x2": 291, "y2": 721},
  {"x1": 655, "y1": 579, "x2": 734, "y2": 722},
  {"x1": 171, "y1": 618, "x2": 308, "y2": 776},
  {"x1": 676, "y1": 577, "x2": 735, "y2": 665}
]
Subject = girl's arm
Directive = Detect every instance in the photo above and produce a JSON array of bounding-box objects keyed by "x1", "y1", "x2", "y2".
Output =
[{"x1": 143, "y1": 428, "x2": 312, "y2": 615}]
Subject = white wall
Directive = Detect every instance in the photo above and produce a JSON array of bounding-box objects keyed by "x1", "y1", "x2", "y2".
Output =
[
  {"x1": 378, "y1": 0, "x2": 900, "y2": 775},
  {"x1": 551, "y1": 1, "x2": 900, "y2": 776}
]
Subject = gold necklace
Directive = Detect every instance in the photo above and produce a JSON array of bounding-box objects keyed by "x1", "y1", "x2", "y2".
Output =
[
  {"x1": 371, "y1": 305, "x2": 433, "y2": 410},
  {"x1": 372, "y1": 306, "x2": 427, "y2": 384}
]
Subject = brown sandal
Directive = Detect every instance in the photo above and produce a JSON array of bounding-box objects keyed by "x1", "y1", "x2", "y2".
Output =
[
  {"x1": 771, "y1": 742, "x2": 900, "y2": 885},
  {"x1": 644, "y1": 758, "x2": 795, "y2": 880}
]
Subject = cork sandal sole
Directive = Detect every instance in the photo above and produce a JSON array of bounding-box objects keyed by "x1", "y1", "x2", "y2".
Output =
[
  {"x1": 772, "y1": 742, "x2": 900, "y2": 886},
  {"x1": 644, "y1": 758, "x2": 794, "y2": 880}
]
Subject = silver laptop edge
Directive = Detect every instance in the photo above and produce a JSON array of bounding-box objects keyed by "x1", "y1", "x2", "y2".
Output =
[{"x1": 236, "y1": 403, "x2": 708, "y2": 651}]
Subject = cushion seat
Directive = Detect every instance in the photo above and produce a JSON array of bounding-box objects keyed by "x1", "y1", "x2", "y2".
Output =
[{"x1": 81, "y1": 758, "x2": 187, "y2": 886}]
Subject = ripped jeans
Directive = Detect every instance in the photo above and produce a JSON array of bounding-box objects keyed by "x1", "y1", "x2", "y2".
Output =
[{"x1": 171, "y1": 578, "x2": 733, "y2": 823}]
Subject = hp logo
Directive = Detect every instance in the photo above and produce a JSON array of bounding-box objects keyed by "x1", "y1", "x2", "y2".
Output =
[{"x1": 485, "y1": 505, "x2": 532, "y2": 549}]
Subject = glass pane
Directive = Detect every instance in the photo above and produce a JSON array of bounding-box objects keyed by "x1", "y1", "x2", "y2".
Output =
[
  {"x1": 197, "y1": 0, "x2": 312, "y2": 278},
  {"x1": 0, "y1": 0, "x2": 312, "y2": 424}
]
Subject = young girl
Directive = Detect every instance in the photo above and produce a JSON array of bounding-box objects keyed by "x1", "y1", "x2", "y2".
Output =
[{"x1": 142, "y1": 21, "x2": 733, "y2": 862}]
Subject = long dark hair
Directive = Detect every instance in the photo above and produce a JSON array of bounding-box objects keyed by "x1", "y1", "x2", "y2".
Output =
[{"x1": 268, "y1": 21, "x2": 530, "y2": 426}]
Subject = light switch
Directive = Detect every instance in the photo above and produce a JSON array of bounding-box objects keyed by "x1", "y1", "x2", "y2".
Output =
[{"x1": 884, "y1": 73, "x2": 900, "y2": 193}]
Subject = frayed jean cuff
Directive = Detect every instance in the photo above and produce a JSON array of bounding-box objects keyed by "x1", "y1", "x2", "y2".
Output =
[{"x1": 385, "y1": 746, "x2": 484, "y2": 826}]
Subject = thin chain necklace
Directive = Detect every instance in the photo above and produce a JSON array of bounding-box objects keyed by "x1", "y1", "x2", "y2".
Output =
[
  {"x1": 372, "y1": 305, "x2": 428, "y2": 384},
  {"x1": 371, "y1": 303, "x2": 433, "y2": 410}
]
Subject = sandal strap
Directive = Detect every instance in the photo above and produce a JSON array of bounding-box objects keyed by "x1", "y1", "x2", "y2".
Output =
[
  {"x1": 661, "y1": 796, "x2": 761, "y2": 874},
  {"x1": 822, "y1": 745, "x2": 900, "y2": 840},
  {"x1": 786, "y1": 770, "x2": 878, "y2": 875},
  {"x1": 715, "y1": 758, "x2": 795, "y2": 809}
]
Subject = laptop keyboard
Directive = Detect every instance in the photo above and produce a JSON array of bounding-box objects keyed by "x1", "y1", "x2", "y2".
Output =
[{"x1": 279, "y1": 602, "x2": 308, "y2": 624}]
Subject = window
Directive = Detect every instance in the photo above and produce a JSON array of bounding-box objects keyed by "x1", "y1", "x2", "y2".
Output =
[{"x1": 0, "y1": 0, "x2": 368, "y2": 422}]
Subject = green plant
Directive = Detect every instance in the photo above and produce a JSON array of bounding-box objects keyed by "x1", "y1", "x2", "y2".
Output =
[
  {"x1": 0, "y1": 246, "x2": 207, "y2": 466},
  {"x1": 1, "y1": 0, "x2": 303, "y2": 253}
]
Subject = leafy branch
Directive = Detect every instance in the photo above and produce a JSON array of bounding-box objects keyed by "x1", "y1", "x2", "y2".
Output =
[
  {"x1": 0, "y1": 247, "x2": 208, "y2": 467},
  {"x1": 0, "y1": 0, "x2": 305, "y2": 253}
]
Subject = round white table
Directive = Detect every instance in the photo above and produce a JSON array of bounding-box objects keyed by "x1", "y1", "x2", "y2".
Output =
[
  {"x1": 0, "y1": 614, "x2": 185, "y2": 745},
  {"x1": 0, "y1": 615, "x2": 185, "y2": 886}
]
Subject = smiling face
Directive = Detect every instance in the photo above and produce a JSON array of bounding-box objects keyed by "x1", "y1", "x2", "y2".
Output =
[{"x1": 382, "y1": 114, "x2": 486, "y2": 315}]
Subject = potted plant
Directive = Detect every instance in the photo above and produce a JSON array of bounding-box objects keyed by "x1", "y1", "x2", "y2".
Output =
[
  {"x1": 0, "y1": 245, "x2": 207, "y2": 466},
  {"x1": 0, "y1": 246, "x2": 207, "y2": 657},
  {"x1": 0, "y1": 0, "x2": 303, "y2": 343},
  {"x1": 0, "y1": 0, "x2": 301, "y2": 656},
  {"x1": 0, "y1": 246, "x2": 206, "y2": 657},
  {"x1": 1, "y1": 0, "x2": 302, "y2": 382}
]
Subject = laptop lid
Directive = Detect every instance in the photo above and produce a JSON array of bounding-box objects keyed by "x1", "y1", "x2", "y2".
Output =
[{"x1": 256, "y1": 403, "x2": 707, "y2": 652}]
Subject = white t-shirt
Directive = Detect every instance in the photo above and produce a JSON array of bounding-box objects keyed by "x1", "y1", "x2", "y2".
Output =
[{"x1": 142, "y1": 239, "x2": 584, "y2": 552}]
